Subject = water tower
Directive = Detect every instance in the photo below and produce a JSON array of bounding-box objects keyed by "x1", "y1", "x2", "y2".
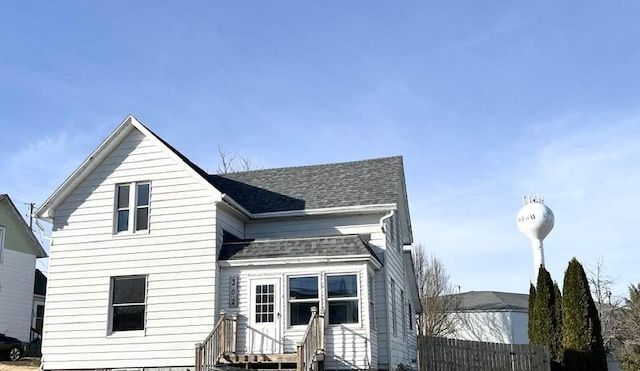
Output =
[{"x1": 517, "y1": 196, "x2": 555, "y2": 282}]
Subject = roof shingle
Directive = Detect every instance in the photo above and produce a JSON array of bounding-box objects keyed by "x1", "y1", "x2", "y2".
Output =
[
  {"x1": 219, "y1": 235, "x2": 380, "y2": 262},
  {"x1": 209, "y1": 156, "x2": 404, "y2": 214}
]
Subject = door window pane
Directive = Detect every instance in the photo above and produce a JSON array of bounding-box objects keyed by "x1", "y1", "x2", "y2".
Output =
[{"x1": 255, "y1": 284, "x2": 275, "y2": 323}]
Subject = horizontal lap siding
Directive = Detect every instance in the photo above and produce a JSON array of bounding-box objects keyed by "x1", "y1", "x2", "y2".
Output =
[
  {"x1": 0, "y1": 249, "x2": 36, "y2": 342},
  {"x1": 43, "y1": 129, "x2": 218, "y2": 371},
  {"x1": 245, "y1": 214, "x2": 381, "y2": 239},
  {"x1": 379, "y1": 214, "x2": 417, "y2": 370},
  {"x1": 220, "y1": 263, "x2": 373, "y2": 369}
]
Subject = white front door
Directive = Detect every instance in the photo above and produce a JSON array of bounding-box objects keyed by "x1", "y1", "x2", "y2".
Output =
[{"x1": 249, "y1": 278, "x2": 282, "y2": 354}]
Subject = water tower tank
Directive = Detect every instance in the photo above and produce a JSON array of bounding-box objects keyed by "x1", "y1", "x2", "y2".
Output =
[{"x1": 517, "y1": 196, "x2": 554, "y2": 282}]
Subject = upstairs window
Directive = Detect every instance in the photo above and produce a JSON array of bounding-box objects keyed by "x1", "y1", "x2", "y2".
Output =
[
  {"x1": 110, "y1": 276, "x2": 147, "y2": 332},
  {"x1": 0, "y1": 226, "x2": 4, "y2": 263},
  {"x1": 289, "y1": 276, "x2": 319, "y2": 326},
  {"x1": 327, "y1": 274, "x2": 359, "y2": 324},
  {"x1": 115, "y1": 182, "x2": 150, "y2": 233},
  {"x1": 391, "y1": 279, "x2": 397, "y2": 335},
  {"x1": 401, "y1": 290, "x2": 406, "y2": 338}
]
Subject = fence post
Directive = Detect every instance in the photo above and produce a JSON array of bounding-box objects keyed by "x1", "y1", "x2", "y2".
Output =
[
  {"x1": 231, "y1": 313, "x2": 238, "y2": 354},
  {"x1": 219, "y1": 311, "x2": 227, "y2": 354},
  {"x1": 195, "y1": 343, "x2": 202, "y2": 371},
  {"x1": 297, "y1": 342, "x2": 303, "y2": 371}
]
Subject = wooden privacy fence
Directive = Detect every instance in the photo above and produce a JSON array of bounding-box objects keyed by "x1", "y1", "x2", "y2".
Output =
[{"x1": 418, "y1": 336, "x2": 550, "y2": 371}]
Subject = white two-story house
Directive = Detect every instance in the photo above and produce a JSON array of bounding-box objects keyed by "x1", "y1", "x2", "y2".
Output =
[
  {"x1": 35, "y1": 116, "x2": 421, "y2": 371},
  {"x1": 0, "y1": 193, "x2": 47, "y2": 354}
]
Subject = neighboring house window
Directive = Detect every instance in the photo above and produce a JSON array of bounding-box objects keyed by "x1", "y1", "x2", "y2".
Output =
[
  {"x1": 327, "y1": 274, "x2": 358, "y2": 325},
  {"x1": 35, "y1": 305, "x2": 45, "y2": 335},
  {"x1": 115, "y1": 182, "x2": 150, "y2": 233},
  {"x1": 368, "y1": 275, "x2": 375, "y2": 329},
  {"x1": 255, "y1": 284, "x2": 275, "y2": 323},
  {"x1": 391, "y1": 279, "x2": 396, "y2": 335},
  {"x1": 289, "y1": 276, "x2": 319, "y2": 326},
  {"x1": 0, "y1": 226, "x2": 4, "y2": 263},
  {"x1": 401, "y1": 290, "x2": 406, "y2": 338},
  {"x1": 111, "y1": 276, "x2": 146, "y2": 332}
]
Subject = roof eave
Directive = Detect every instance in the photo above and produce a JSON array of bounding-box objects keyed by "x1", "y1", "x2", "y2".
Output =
[
  {"x1": 36, "y1": 115, "x2": 225, "y2": 221},
  {"x1": 35, "y1": 115, "x2": 137, "y2": 221},
  {"x1": 1, "y1": 195, "x2": 47, "y2": 258},
  {"x1": 403, "y1": 248, "x2": 422, "y2": 314},
  {"x1": 219, "y1": 254, "x2": 376, "y2": 267},
  {"x1": 251, "y1": 203, "x2": 398, "y2": 219}
]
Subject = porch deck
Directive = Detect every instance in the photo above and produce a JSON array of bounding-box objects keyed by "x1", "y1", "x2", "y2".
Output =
[{"x1": 195, "y1": 309, "x2": 325, "y2": 371}]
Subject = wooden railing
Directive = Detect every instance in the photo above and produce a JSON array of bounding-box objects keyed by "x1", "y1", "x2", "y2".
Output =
[
  {"x1": 296, "y1": 307, "x2": 325, "y2": 371},
  {"x1": 195, "y1": 311, "x2": 237, "y2": 371}
]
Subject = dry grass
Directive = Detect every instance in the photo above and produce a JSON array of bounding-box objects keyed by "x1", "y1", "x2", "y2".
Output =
[{"x1": 0, "y1": 357, "x2": 40, "y2": 371}]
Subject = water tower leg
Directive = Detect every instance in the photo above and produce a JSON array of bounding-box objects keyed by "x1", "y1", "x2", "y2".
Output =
[{"x1": 531, "y1": 239, "x2": 545, "y2": 283}]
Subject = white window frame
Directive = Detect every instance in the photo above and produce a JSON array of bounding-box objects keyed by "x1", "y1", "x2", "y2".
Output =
[
  {"x1": 391, "y1": 278, "x2": 396, "y2": 336},
  {"x1": 114, "y1": 182, "x2": 151, "y2": 234},
  {"x1": 288, "y1": 275, "x2": 320, "y2": 327},
  {"x1": 0, "y1": 226, "x2": 5, "y2": 263},
  {"x1": 109, "y1": 275, "x2": 147, "y2": 334},
  {"x1": 326, "y1": 273, "x2": 360, "y2": 325},
  {"x1": 368, "y1": 275, "x2": 376, "y2": 330}
]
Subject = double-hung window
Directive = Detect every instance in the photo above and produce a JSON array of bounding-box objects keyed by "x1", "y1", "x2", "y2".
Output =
[
  {"x1": 368, "y1": 275, "x2": 375, "y2": 329},
  {"x1": 0, "y1": 226, "x2": 4, "y2": 263},
  {"x1": 401, "y1": 290, "x2": 406, "y2": 338},
  {"x1": 115, "y1": 182, "x2": 150, "y2": 233},
  {"x1": 289, "y1": 276, "x2": 319, "y2": 326},
  {"x1": 110, "y1": 276, "x2": 147, "y2": 332},
  {"x1": 327, "y1": 274, "x2": 359, "y2": 325},
  {"x1": 391, "y1": 279, "x2": 397, "y2": 335}
]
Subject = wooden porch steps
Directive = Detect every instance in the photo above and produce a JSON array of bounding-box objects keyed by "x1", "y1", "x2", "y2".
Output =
[{"x1": 218, "y1": 353, "x2": 298, "y2": 369}]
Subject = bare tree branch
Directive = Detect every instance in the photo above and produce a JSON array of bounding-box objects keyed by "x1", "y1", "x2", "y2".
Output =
[
  {"x1": 412, "y1": 244, "x2": 462, "y2": 337},
  {"x1": 216, "y1": 145, "x2": 260, "y2": 173}
]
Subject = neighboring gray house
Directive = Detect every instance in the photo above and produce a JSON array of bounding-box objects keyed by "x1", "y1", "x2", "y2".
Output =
[
  {"x1": 443, "y1": 291, "x2": 529, "y2": 344},
  {"x1": 35, "y1": 115, "x2": 421, "y2": 371},
  {"x1": 0, "y1": 194, "x2": 47, "y2": 344}
]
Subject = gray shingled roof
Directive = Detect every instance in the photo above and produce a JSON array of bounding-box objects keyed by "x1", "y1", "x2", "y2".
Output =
[
  {"x1": 445, "y1": 291, "x2": 529, "y2": 311},
  {"x1": 208, "y1": 157, "x2": 404, "y2": 214},
  {"x1": 139, "y1": 123, "x2": 406, "y2": 215},
  {"x1": 219, "y1": 235, "x2": 381, "y2": 263}
]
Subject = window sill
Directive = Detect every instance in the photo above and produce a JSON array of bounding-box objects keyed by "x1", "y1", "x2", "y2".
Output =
[
  {"x1": 107, "y1": 330, "x2": 145, "y2": 338},
  {"x1": 112, "y1": 229, "x2": 151, "y2": 237}
]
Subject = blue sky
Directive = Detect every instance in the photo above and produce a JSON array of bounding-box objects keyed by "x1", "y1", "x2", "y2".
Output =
[{"x1": 1, "y1": 1, "x2": 639, "y2": 297}]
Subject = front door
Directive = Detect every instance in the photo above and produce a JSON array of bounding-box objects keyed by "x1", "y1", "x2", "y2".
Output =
[{"x1": 249, "y1": 278, "x2": 282, "y2": 354}]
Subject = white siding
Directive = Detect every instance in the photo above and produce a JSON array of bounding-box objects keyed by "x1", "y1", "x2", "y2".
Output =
[
  {"x1": 0, "y1": 249, "x2": 36, "y2": 342},
  {"x1": 510, "y1": 311, "x2": 529, "y2": 344},
  {"x1": 377, "y1": 213, "x2": 417, "y2": 369},
  {"x1": 219, "y1": 262, "x2": 375, "y2": 369},
  {"x1": 245, "y1": 214, "x2": 381, "y2": 240},
  {"x1": 446, "y1": 311, "x2": 514, "y2": 344},
  {"x1": 43, "y1": 129, "x2": 218, "y2": 370}
]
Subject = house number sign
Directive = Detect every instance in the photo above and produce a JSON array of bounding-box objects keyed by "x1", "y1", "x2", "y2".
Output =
[{"x1": 229, "y1": 276, "x2": 239, "y2": 307}]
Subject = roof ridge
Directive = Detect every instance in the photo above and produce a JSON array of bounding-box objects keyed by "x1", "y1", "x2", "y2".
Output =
[{"x1": 212, "y1": 155, "x2": 402, "y2": 176}]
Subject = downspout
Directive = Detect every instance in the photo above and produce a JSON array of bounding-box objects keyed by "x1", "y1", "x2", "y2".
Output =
[
  {"x1": 379, "y1": 210, "x2": 395, "y2": 234},
  {"x1": 378, "y1": 209, "x2": 395, "y2": 368}
]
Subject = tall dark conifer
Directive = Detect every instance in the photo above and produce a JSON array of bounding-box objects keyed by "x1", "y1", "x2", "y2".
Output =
[
  {"x1": 530, "y1": 266, "x2": 563, "y2": 370},
  {"x1": 528, "y1": 283, "x2": 537, "y2": 343},
  {"x1": 553, "y1": 282, "x2": 564, "y2": 367},
  {"x1": 562, "y1": 258, "x2": 608, "y2": 371}
]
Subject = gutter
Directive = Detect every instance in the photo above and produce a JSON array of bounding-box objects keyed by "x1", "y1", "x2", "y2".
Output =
[{"x1": 253, "y1": 204, "x2": 398, "y2": 219}]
